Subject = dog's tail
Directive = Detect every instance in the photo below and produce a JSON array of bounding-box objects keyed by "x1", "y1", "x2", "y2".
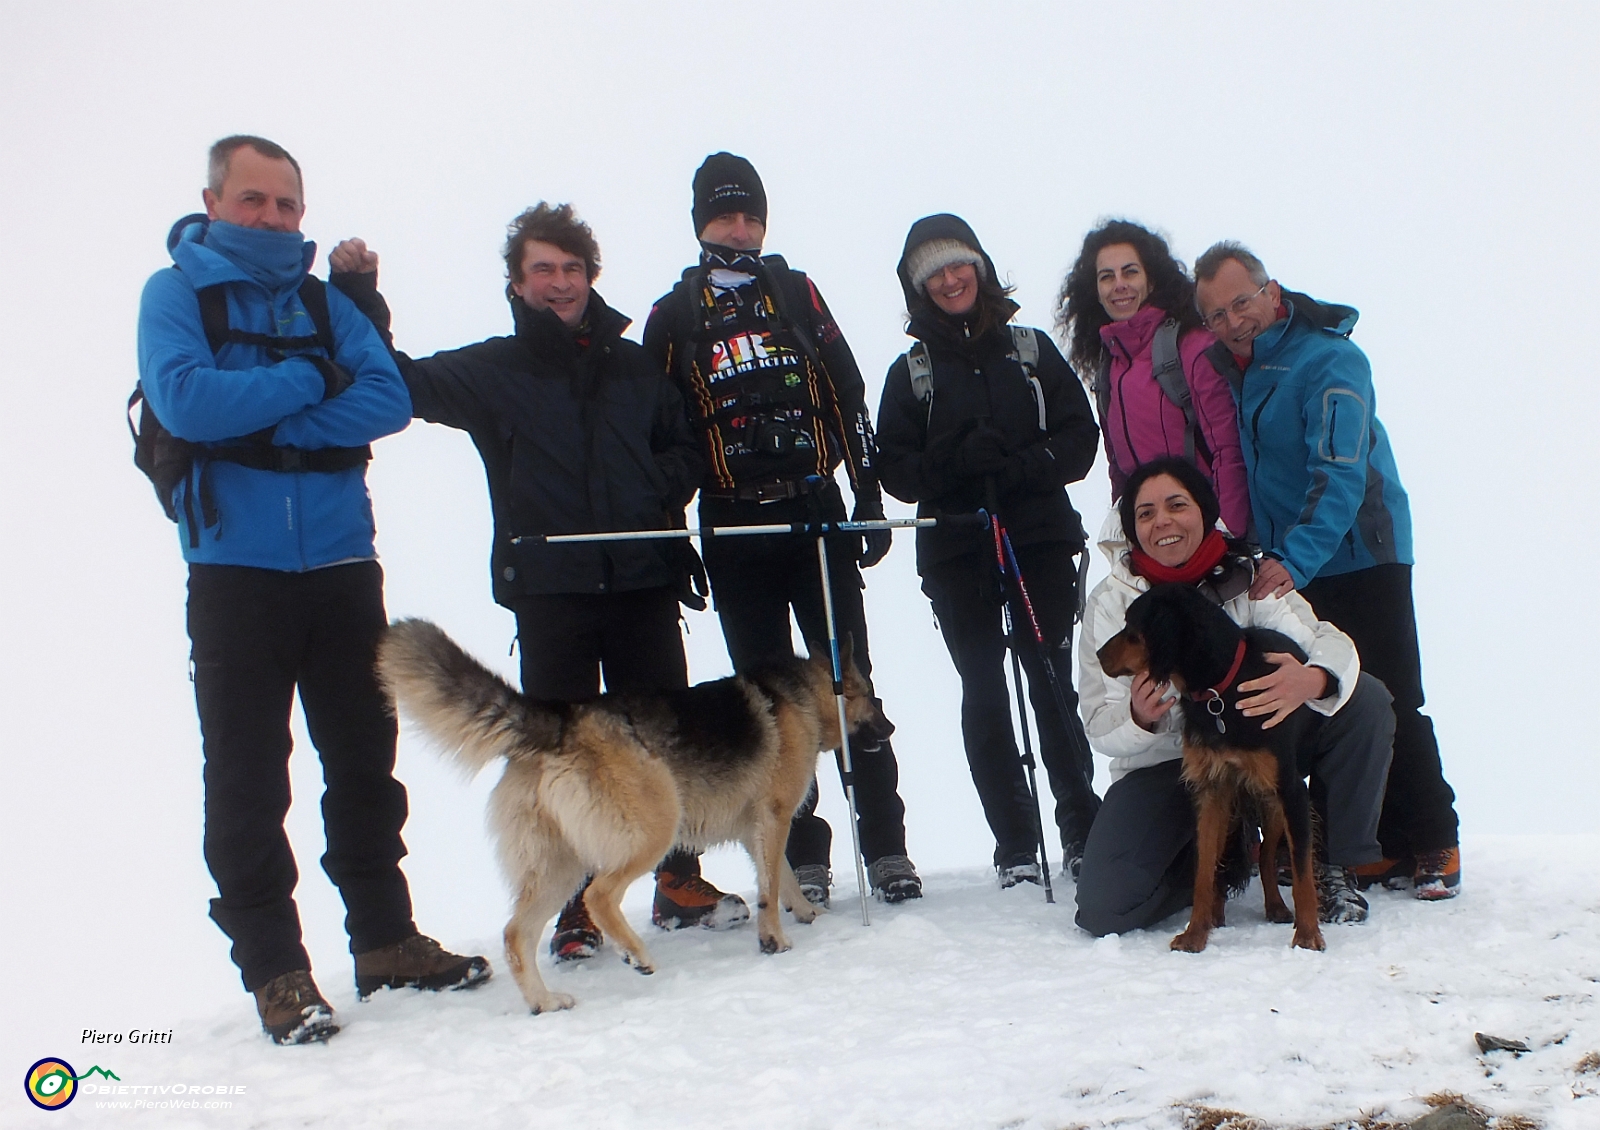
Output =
[{"x1": 377, "y1": 618, "x2": 564, "y2": 773}]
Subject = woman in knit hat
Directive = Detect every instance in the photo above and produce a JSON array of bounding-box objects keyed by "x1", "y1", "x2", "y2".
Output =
[
  {"x1": 1058, "y1": 220, "x2": 1250, "y2": 537},
  {"x1": 876, "y1": 214, "x2": 1103, "y2": 885}
]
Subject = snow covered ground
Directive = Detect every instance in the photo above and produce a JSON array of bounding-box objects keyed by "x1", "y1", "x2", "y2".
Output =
[{"x1": 36, "y1": 834, "x2": 1600, "y2": 1129}]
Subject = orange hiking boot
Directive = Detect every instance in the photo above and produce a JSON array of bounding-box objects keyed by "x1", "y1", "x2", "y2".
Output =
[
  {"x1": 652, "y1": 870, "x2": 750, "y2": 930},
  {"x1": 1413, "y1": 847, "x2": 1461, "y2": 900},
  {"x1": 1351, "y1": 857, "x2": 1410, "y2": 891}
]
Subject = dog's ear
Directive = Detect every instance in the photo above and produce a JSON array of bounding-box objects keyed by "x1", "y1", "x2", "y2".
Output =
[
  {"x1": 839, "y1": 633, "x2": 855, "y2": 670},
  {"x1": 1140, "y1": 590, "x2": 1190, "y2": 685}
]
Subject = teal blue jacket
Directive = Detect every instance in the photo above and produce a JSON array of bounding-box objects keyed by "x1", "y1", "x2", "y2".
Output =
[{"x1": 1208, "y1": 292, "x2": 1413, "y2": 586}]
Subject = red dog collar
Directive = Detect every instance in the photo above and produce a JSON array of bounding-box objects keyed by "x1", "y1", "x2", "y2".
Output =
[{"x1": 1190, "y1": 639, "x2": 1248, "y2": 703}]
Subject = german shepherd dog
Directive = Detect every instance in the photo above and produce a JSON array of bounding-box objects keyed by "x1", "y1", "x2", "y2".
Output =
[
  {"x1": 1096, "y1": 584, "x2": 1325, "y2": 953},
  {"x1": 377, "y1": 619, "x2": 892, "y2": 1014}
]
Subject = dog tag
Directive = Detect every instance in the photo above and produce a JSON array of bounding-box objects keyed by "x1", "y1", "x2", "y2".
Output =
[{"x1": 1206, "y1": 694, "x2": 1226, "y2": 735}]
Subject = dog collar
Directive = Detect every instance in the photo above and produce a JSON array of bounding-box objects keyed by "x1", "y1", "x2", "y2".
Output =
[{"x1": 1190, "y1": 639, "x2": 1248, "y2": 703}]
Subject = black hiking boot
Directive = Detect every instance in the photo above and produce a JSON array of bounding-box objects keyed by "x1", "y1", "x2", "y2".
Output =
[
  {"x1": 549, "y1": 888, "x2": 603, "y2": 962},
  {"x1": 867, "y1": 855, "x2": 923, "y2": 903},
  {"x1": 793, "y1": 864, "x2": 831, "y2": 909},
  {"x1": 1317, "y1": 863, "x2": 1370, "y2": 924}
]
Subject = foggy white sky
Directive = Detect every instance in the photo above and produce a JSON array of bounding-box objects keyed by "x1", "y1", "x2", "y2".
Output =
[{"x1": 3, "y1": 2, "x2": 1596, "y2": 1066}]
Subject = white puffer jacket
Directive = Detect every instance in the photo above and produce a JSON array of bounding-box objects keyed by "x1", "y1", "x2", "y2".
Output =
[{"x1": 1077, "y1": 511, "x2": 1361, "y2": 783}]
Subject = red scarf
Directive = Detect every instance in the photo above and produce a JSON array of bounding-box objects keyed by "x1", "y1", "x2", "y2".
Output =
[{"x1": 1129, "y1": 529, "x2": 1229, "y2": 585}]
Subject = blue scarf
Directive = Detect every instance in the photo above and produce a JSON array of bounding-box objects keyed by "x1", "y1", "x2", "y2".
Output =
[{"x1": 202, "y1": 220, "x2": 315, "y2": 292}]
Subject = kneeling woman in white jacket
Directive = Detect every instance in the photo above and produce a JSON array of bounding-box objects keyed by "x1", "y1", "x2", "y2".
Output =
[{"x1": 1075, "y1": 457, "x2": 1395, "y2": 936}]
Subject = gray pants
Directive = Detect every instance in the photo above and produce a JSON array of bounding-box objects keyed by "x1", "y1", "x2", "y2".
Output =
[{"x1": 1075, "y1": 673, "x2": 1394, "y2": 937}]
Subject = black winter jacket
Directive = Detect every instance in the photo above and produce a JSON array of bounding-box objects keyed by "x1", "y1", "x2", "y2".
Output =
[
  {"x1": 333, "y1": 274, "x2": 701, "y2": 605},
  {"x1": 877, "y1": 215, "x2": 1099, "y2": 572},
  {"x1": 642, "y1": 256, "x2": 884, "y2": 515}
]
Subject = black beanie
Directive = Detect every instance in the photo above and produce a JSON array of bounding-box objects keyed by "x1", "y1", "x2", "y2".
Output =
[{"x1": 692, "y1": 152, "x2": 767, "y2": 235}]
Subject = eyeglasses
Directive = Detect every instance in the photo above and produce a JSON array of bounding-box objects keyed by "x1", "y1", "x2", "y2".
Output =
[{"x1": 1201, "y1": 283, "x2": 1269, "y2": 332}]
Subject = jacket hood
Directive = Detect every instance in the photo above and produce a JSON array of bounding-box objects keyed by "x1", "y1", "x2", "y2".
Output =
[
  {"x1": 1282, "y1": 288, "x2": 1358, "y2": 337},
  {"x1": 897, "y1": 213, "x2": 1000, "y2": 309},
  {"x1": 1096, "y1": 509, "x2": 1139, "y2": 577}
]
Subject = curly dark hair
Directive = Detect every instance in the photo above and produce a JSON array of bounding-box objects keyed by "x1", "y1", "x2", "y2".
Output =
[
  {"x1": 503, "y1": 202, "x2": 601, "y2": 299},
  {"x1": 1056, "y1": 219, "x2": 1203, "y2": 376}
]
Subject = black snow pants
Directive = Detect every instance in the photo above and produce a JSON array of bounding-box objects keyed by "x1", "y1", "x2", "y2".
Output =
[
  {"x1": 920, "y1": 540, "x2": 1101, "y2": 869},
  {"x1": 509, "y1": 584, "x2": 696, "y2": 874},
  {"x1": 188, "y1": 561, "x2": 416, "y2": 992},
  {"x1": 698, "y1": 488, "x2": 909, "y2": 870},
  {"x1": 1300, "y1": 563, "x2": 1458, "y2": 858}
]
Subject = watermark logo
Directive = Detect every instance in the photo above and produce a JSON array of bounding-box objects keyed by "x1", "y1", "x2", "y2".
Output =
[{"x1": 24, "y1": 1058, "x2": 118, "y2": 1111}]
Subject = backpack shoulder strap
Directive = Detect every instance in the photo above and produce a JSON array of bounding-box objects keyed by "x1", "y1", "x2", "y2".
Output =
[
  {"x1": 1009, "y1": 325, "x2": 1039, "y2": 373},
  {"x1": 296, "y1": 275, "x2": 336, "y2": 357},
  {"x1": 906, "y1": 340, "x2": 934, "y2": 425},
  {"x1": 1092, "y1": 355, "x2": 1111, "y2": 428},
  {"x1": 1151, "y1": 318, "x2": 1204, "y2": 464},
  {"x1": 195, "y1": 284, "x2": 231, "y2": 356},
  {"x1": 1008, "y1": 325, "x2": 1047, "y2": 432}
]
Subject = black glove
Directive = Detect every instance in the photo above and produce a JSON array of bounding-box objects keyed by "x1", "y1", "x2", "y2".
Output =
[
  {"x1": 955, "y1": 421, "x2": 1010, "y2": 480},
  {"x1": 307, "y1": 356, "x2": 354, "y2": 400},
  {"x1": 852, "y1": 502, "x2": 891, "y2": 569},
  {"x1": 674, "y1": 538, "x2": 709, "y2": 611}
]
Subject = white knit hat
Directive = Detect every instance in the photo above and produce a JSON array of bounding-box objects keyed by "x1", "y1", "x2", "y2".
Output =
[{"x1": 905, "y1": 238, "x2": 987, "y2": 292}]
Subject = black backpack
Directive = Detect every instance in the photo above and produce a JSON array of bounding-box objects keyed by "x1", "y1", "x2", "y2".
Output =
[
  {"x1": 1092, "y1": 317, "x2": 1210, "y2": 466},
  {"x1": 128, "y1": 273, "x2": 371, "y2": 545}
]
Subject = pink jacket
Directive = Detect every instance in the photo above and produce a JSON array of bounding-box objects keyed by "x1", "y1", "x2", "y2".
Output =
[{"x1": 1097, "y1": 304, "x2": 1250, "y2": 536}]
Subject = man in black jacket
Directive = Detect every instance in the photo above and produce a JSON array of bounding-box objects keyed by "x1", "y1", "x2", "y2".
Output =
[
  {"x1": 330, "y1": 203, "x2": 747, "y2": 961},
  {"x1": 642, "y1": 153, "x2": 920, "y2": 907}
]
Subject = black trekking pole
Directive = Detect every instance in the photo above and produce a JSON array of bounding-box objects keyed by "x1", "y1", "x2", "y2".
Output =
[
  {"x1": 985, "y1": 500, "x2": 1101, "y2": 886},
  {"x1": 984, "y1": 481, "x2": 1054, "y2": 904}
]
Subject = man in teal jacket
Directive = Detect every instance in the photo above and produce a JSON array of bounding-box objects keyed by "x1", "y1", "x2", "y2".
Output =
[
  {"x1": 1194, "y1": 241, "x2": 1460, "y2": 900},
  {"x1": 136, "y1": 136, "x2": 487, "y2": 1045}
]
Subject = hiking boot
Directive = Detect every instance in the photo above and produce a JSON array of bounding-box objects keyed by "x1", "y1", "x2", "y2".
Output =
[
  {"x1": 1316, "y1": 863, "x2": 1370, "y2": 924},
  {"x1": 793, "y1": 864, "x2": 831, "y2": 909},
  {"x1": 1413, "y1": 847, "x2": 1461, "y2": 900},
  {"x1": 651, "y1": 870, "x2": 751, "y2": 930},
  {"x1": 998, "y1": 859, "x2": 1041, "y2": 889},
  {"x1": 253, "y1": 970, "x2": 338, "y2": 1046},
  {"x1": 353, "y1": 933, "x2": 492, "y2": 999},
  {"x1": 867, "y1": 855, "x2": 923, "y2": 903},
  {"x1": 549, "y1": 888, "x2": 602, "y2": 963},
  {"x1": 1351, "y1": 857, "x2": 1411, "y2": 891},
  {"x1": 1062, "y1": 842, "x2": 1086, "y2": 882}
]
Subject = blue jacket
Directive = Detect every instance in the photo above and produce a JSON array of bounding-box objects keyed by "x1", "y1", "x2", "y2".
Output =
[
  {"x1": 1207, "y1": 292, "x2": 1413, "y2": 586},
  {"x1": 136, "y1": 218, "x2": 411, "y2": 570}
]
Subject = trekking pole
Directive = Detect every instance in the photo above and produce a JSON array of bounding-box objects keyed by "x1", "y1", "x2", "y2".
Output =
[
  {"x1": 988, "y1": 509, "x2": 1101, "y2": 877},
  {"x1": 528, "y1": 511, "x2": 987, "y2": 925},
  {"x1": 522, "y1": 516, "x2": 945, "y2": 545},
  {"x1": 813, "y1": 531, "x2": 872, "y2": 926},
  {"x1": 984, "y1": 482, "x2": 1054, "y2": 905}
]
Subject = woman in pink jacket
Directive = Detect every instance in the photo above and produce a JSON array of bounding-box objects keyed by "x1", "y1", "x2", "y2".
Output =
[{"x1": 1057, "y1": 220, "x2": 1250, "y2": 536}]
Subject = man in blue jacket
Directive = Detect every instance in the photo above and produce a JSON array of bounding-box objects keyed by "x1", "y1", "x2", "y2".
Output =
[
  {"x1": 136, "y1": 136, "x2": 488, "y2": 1045},
  {"x1": 1194, "y1": 241, "x2": 1460, "y2": 900}
]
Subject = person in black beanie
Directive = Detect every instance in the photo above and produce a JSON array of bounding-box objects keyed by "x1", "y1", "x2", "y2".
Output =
[
  {"x1": 876, "y1": 213, "x2": 1104, "y2": 885},
  {"x1": 643, "y1": 152, "x2": 922, "y2": 908}
]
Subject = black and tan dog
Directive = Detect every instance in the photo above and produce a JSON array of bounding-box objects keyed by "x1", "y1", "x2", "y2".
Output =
[
  {"x1": 1097, "y1": 584, "x2": 1325, "y2": 953},
  {"x1": 377, "y1": 618, "x2": 891, "y2": 1014}
]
